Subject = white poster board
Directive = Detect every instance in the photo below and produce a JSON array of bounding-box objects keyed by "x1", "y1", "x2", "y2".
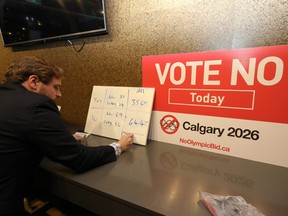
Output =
[{"x1": 84, "y1": 86, "x2": 155, "y2": 145}]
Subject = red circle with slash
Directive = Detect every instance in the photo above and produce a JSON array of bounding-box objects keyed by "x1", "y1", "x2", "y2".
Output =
[{"x1": 160, "y1": 115, "x2": 180, "y2": 134}]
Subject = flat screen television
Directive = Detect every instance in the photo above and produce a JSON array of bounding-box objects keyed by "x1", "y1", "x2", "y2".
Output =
[{"x1": 0, "y1": 0, "x2": 107, "y2": 47}]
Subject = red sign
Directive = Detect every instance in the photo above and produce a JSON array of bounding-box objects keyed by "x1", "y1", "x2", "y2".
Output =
[{"x1": 142, "y1": 45, "x2": 288, "y2": 124}]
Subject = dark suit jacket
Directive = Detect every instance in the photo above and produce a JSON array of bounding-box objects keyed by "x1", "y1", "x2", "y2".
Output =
[{"x1": 0, "y1": 83, "x2": 117, "y2": 215}]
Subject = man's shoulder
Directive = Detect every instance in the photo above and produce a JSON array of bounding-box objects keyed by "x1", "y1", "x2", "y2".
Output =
[{"x1": 1, "y1": 83, "x2": 57, "y2": 109}]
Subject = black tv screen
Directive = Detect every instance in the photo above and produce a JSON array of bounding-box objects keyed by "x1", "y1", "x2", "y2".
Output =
[{"x1": 0, "y1": 0, "x2": 107, "y2": 47}]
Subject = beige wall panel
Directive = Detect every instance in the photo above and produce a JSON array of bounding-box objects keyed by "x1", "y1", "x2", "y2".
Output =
[{"x1": 0, "y1": 0, "x2": 287, "y2": 126}]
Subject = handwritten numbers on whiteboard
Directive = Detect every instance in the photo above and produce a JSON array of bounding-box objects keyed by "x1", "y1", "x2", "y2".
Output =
[
  {"x1": 127, "y1": 88, "x2": 153, "y2": 112},
  {"x1": 84, "y1": 86, "x2": 155, "y2": 145}
]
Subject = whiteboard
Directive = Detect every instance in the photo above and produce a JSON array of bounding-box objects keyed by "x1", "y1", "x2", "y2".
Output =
[{"x1": 84, "y1": 86, "x2": 155, "y2": 145}]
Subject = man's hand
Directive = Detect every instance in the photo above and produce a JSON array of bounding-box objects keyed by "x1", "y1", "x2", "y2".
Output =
[
  {"x1": 118, "y1": 133, "x2": 134, "y2": 151},
  {"x1": 73, "y1": 132, "x2": 89, "y2": 143}
]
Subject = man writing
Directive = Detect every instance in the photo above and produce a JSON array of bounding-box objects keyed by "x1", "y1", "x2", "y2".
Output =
[{"x1": 0, "y1": 56, "x2": 134, "y2": 215}]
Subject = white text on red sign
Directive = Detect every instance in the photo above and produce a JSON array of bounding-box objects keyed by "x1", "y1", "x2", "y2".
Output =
[{"x1": 156, "y1": 57, "x2": 284, "y2": 86}]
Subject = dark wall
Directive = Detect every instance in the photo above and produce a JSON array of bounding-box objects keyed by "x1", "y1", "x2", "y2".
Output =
[{"x1": 0, "y1": 0, "x2": 287, "y2": 126}]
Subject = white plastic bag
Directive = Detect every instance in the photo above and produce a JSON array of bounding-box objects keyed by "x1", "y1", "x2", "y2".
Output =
[{"x1": 199, "y1": 191, "x2": 265, "y2": 216}]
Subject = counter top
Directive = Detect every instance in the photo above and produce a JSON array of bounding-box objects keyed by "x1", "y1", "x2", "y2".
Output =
[{"x1": 38, "y1": 135, "x2": 288, "y2": 216}]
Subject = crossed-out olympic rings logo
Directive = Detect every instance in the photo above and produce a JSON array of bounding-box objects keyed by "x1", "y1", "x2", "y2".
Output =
[{"x1": 160, "y1": 115, "x2": 180, "y2": 134}]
